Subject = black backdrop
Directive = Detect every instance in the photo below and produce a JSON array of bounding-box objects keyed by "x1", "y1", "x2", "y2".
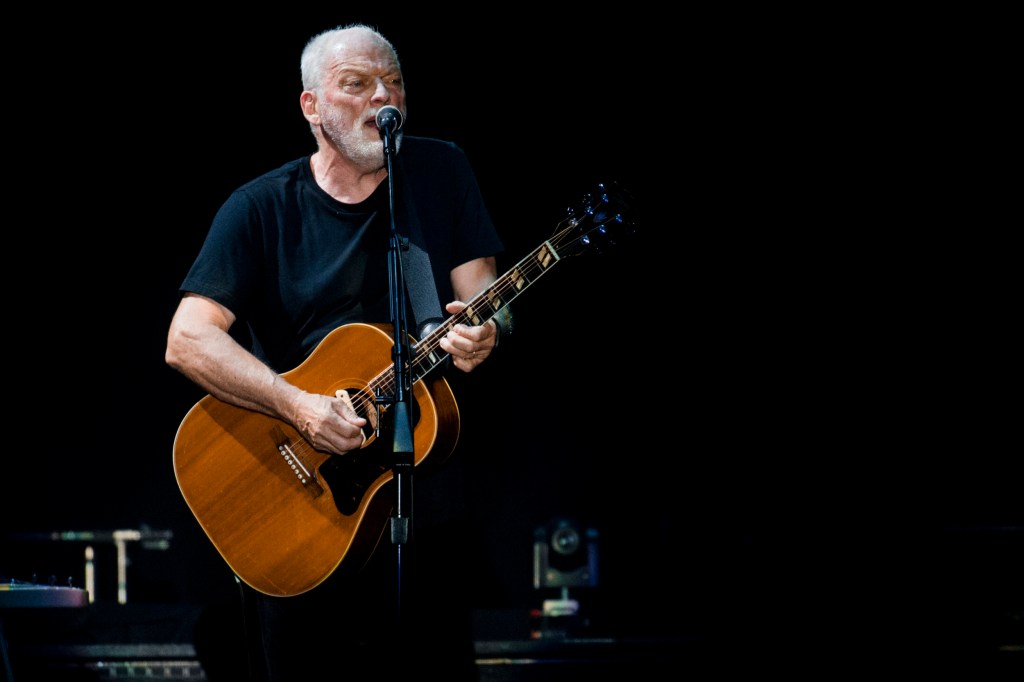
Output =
[{"x1": 2, "y1": 9, "x2": 1021, "y2": 661}]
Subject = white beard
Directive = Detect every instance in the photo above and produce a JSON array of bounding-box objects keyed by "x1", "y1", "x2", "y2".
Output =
[{"x1": 321, "y1": 106, "x2": 402, "y2": 172}]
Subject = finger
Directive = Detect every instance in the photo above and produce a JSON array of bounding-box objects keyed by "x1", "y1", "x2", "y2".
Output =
[
  {"x1": 335, "y1": 390, "x2": 367, "y2": 424},
  {"x1": 442, "y1": 332, "x2": 474, "y2": 357},
  {"x1": 334, "y1": 391, "x2": 368, "y2": 445}
]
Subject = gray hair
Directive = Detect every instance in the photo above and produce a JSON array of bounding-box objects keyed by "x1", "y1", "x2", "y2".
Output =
[{"x1": 300, "y1": 23, "x2": 401, "y2": 92}]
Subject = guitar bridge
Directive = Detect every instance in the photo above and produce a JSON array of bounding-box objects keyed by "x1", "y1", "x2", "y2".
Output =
[{"x1": 271, "y1": 426, "x2": 324, "y2": 498}]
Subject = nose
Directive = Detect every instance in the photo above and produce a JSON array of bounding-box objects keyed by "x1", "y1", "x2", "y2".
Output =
[{"x1": 371, "y1": 79, "x2": 391, "y2": 102}]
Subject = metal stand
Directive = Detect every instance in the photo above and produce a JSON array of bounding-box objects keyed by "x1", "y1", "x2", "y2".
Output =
[{"x1": 10, "y1": 528, "x2": 172, "y2": 604}]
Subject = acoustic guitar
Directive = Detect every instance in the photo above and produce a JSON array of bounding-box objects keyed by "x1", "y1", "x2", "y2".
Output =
[{"x1": 173, "y1": 182, "x2": 633, "y2": 597}]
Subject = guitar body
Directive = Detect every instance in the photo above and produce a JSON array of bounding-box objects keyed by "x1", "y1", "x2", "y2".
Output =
[{"x1": 172, "y1": 322, "x2": 460, "y2": 597}]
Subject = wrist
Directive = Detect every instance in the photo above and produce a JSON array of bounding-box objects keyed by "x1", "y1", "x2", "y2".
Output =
[{"x1": 492, "y1": 309, "x2": 513, "y2": 350}]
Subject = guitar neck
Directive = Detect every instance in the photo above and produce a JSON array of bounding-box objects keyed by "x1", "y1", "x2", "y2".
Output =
[
  {"x1": 361, "y1": 241, "x2": 561, "y2": 401},
  {"x1": 364, "y1": 181, "x2": 632, "y2": 398},
  {"x1": 414, "y1": 240, "x2": 560, "y2": 377}
]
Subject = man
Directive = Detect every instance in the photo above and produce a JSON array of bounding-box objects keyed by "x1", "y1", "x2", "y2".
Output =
[{"x1": 167, "y1": 23, "x2": 510, "y2": 680}]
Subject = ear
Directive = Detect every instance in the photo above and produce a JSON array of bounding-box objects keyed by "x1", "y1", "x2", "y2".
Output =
[{"x1": 300, "y1": 91, "x2": 319, "y2": 124}]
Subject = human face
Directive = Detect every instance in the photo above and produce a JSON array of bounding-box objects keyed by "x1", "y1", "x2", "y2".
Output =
[{"x1": 315, "y1": 32, "x2": 406, "y2": 172}]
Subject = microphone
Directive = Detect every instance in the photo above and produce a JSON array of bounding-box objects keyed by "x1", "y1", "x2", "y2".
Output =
[{"x1": 376, "y1": 105, "x2": 404, "y2": 136}]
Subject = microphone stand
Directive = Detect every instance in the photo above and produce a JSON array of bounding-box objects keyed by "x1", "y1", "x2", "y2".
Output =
[{"x1": 379, "y1": 116, "x2": 415, "y2": 636}]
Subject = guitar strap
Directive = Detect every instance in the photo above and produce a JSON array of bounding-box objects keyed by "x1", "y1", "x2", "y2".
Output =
[{"x1": 392, "y1": 155, "x2": 444, "y2": 336}]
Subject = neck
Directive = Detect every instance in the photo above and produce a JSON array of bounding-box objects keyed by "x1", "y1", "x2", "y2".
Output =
[{"x1": 310, "y1": 151, "x2": 387, "y2": 204}]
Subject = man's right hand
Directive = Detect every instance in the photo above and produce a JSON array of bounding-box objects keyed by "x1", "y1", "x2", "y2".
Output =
[{"x1": 295, "y1": 389, "x2": 369, "y2": 456}]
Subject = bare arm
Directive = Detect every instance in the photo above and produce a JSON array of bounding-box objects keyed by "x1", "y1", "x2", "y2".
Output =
[
  {"x1": 165, "y1": 293, "x2": 366, "y2": 454},
  {"x1": 440, "y1": 256, "x2": 513, "y2": 371}
]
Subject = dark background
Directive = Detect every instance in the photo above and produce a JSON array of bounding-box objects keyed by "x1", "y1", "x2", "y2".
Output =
[{"x1": 2, "y1": 9, "x2": 1020, "y2": 667}]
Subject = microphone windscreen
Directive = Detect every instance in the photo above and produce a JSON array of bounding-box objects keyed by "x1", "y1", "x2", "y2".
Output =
[{"x1": 376, "y1": 105, "x2": 404, "y2": 132}]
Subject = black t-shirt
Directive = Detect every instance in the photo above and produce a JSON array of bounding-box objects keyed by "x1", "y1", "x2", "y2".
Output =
[{"x1": 181, "y1": 136, "x2": 504, "y2": 372}]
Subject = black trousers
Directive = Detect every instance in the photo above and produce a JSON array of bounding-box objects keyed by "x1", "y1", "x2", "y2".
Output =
[{"x1": 240, "y1": 519, "x2": 480, "y2": 682}]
